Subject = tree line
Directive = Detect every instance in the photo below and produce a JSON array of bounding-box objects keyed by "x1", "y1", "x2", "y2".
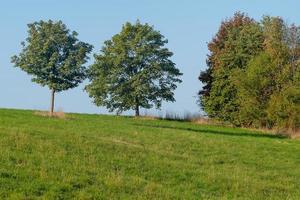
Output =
[
  {"x1": 12, "y1": 20, "x2": 182, "y2": 116},
  {"x1": 199, "y1": 12, "x2": 300, "y2": 133},
  {"x1": 12, "y1": 13, "x2": 300, "y2": 133}
]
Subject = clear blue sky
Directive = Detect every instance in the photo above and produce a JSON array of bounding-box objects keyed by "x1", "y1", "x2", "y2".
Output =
[{"x1": 1, "y1": 0, "x2": 300, "y2": 116}]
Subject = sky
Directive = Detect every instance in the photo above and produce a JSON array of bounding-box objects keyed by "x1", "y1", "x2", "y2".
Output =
[{"x1": 1, "y1": 0, "x2": 300, "y2": 116}]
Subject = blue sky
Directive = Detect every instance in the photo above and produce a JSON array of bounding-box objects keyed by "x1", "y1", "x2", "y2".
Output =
[{"x1": 1, "y1": 0, "x2": 300, "y2": 116}]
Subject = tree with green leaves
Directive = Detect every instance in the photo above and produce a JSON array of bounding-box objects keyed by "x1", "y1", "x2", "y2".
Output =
[
  {"x1": 234, "y1": 16, "x2": 290, "y2": 128},
  {"x1": 199, "y1": 12, "x2": 264, "y2": 125},
  {"x1": 264, "y1": 17, "x2": 300, "y2": 132},
  {"x1": 234, "y1": 52, "x2": 275, "y2": 127},
  {"x1": 86, "y1": 21, "x2": 182, "y2": 116},
  {"x1": 12, "y1": 20, "x2": 93, "y2": 115},
  {"x1": 199, "y1": 13, "x2": 300, "y2": 133}
]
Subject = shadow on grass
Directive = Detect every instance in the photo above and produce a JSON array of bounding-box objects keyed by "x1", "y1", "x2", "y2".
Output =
[{"x1": 133, "y1": 123, "x2": 286, "y2": 139}]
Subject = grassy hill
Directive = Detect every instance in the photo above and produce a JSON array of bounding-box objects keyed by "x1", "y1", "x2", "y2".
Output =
[{"x1": 0, "y1": 109, "x2": 300, "y2": 199}]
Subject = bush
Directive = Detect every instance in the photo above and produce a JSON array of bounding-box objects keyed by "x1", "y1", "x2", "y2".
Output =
[{"x1": 267, "y1": 85, "x2": 300, "y2": 134}]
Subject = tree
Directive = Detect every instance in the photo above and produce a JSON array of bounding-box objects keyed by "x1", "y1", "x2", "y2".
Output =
[
  {"x1": 265, "y1": 20, "x2": 300, "y2": 132},
  {"x1": 11, "y1": 20, "x2": 93, "y2": 115},
  {"x1": 199, "y1": 12, "x2": 263, "y2": 125},
  {"x1": 234, "y1": 52, "x2": 275, "y2": 127},
  {"x1": 199, "y1": 13, "x2": 300, "y2": 133},
  {"x1": 86, "y1": 21, "x2": 182, "y2": 116}
]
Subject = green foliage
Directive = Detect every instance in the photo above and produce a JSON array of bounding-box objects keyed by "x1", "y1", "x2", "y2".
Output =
[
  {"x1": 267, "y1": 85, "x2": 300, "y2": 132},
  {"x1": 86, "y1": 21, "x2": 182, "y2": 116},
  {"x1": 11, "y1": 20, "x2": 93, "y2": 92},
  {"x1": 199, "y1": 13, "x2": 300, "y2": 132},
  {"x1": 235, "y1": 53, "x2": 275, "y2": 127},
  {"x1": 3, "y1": 108, "x2": 300, "y2": 199},
  {"x1": 199, "y1": 12, "x2": 264, "y2": 125}
]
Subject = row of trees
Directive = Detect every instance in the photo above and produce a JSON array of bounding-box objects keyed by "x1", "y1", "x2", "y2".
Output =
[
  {"x1": 199, "y1": 12, "x2": 300, "y2": 132},
  {"x1": 12, "y1": 20, "x2": 182, "y2": 116},
  {"x1": 14, "y1": 14, "x2": 298, "y2": 131}
]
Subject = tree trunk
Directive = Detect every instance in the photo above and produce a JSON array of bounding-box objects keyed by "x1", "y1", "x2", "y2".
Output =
[
  {"x1": 50, "y1": 89, "x2": 55, "y2": 116},
  {"x1": 135, "y1": 98, "x2": 140, "y2": 117},
  {"x1": 135, "y1": 105, "x2": 140, "y2": 117}
]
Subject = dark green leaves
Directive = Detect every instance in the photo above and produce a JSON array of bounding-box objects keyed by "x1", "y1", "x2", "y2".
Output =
[
  {"x1": 199, "y1": 12, "x2": 264, "y2": 125},
  {"x1": 199, "y1": 13, "x2": 300, "y2": 132},
  {"x1": 86, "y1": 21, "x2": 182, "y2": 114},
  {"x1": 12, "y1": 20, "x2": 93, "y2": 92}
]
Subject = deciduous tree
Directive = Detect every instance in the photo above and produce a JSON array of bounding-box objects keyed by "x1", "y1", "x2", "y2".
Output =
[
  {"x1": 199, "y1": 12, "x2": 263, "y2": 125},
  {"x1": 86, "y1": 21, "x2": 182, "y2": 116},
  {"x1": 12, "y1": 20, "x2": 93, "y2": 115}
]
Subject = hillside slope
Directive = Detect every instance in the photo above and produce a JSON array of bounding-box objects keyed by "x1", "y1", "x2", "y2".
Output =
[{"x1": 0, "y1": 109, "x2": 300, "y2": 199}]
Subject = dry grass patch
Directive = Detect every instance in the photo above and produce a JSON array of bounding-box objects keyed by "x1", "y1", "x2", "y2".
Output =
[
  {"x1": 137, "y1": 115, "x2": 158, "y2": 120},
  {"x1": 279, "y1": 128, "x2": 300, "y2": 139},
  {"x1": 34, "y1": 110, "x2": 67, "y2": 119}
]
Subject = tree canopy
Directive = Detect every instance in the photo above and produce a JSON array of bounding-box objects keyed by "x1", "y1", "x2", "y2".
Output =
[
  {"x1": 199, "y1": 12, "x2": 264, "y2": 125},
  {"x1": 12, "y1": 20, "x2": 93, "y2": 114},
  {"x1": 86, "y1": 21, "x2": 182, "y2": 116},
  {"x1": 199, "y1": 12, "x2": 300, "y2": 133}
]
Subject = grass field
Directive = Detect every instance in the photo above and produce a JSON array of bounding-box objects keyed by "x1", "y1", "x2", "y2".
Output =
[{"x1": 1, "y1": 109, "x2": 300, "y2": 199}]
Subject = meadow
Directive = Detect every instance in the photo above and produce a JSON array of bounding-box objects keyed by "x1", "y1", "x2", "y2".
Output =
[{"x1": 0, "y1": 108, "x2": 300, "y2": 199}]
